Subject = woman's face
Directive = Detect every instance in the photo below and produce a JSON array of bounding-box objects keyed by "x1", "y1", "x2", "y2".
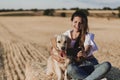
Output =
[{"x1": 72, "y1": 16, "x2": 82, "y2": 32}]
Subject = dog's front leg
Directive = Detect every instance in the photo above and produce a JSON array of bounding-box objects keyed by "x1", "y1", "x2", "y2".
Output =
[
  {"x1": 64, "y1": 58, "x2": 71, "y2": 80},
  {"x1": 64, "y1": 69, "x2": 68, "y2": 80},
  {"x1": 54, "y1": 61, "x2": 64, "y2": 80},
  {"x1": 46, "y1": 57, "x2": 54, "y2": 76}
]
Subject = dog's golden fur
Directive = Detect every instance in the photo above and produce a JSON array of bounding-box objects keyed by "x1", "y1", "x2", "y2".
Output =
[{"x1": 46, "y1": 34, "x2": 71, "y2": 80}]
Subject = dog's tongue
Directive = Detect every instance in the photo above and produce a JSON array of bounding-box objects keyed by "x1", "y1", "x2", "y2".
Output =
[{"x1": 60, "y1": 51, "x2": 65, "y2": 57}]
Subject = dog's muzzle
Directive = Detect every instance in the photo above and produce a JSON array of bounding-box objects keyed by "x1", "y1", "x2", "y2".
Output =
[{"x1": 61, "y1": 46, "x2": 65, "y2": 51}]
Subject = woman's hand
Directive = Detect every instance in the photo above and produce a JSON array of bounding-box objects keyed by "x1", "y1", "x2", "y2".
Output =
[
  {"x1": 77, "y1": 45, "x2": 92, "y2": 58},
  {"x1": 58, "y1": 56, "x2": 65, "y2": 63},
  {"x1": 77, "y1": 51, "x2": 83, "y2": 58}
]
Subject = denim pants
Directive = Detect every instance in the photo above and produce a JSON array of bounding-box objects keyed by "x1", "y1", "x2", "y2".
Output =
[{"x1": 67, "y1": 57, "x2": 111, "y2": 80}]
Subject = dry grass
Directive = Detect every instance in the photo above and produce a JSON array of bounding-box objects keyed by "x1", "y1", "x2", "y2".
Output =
[{"x1": 0, "y1": 16, "x2": 120, "y2": 80}]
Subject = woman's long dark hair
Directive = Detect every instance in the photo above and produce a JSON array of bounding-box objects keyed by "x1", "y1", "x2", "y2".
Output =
[{"x1": 71, "y1": 10, "x2": 89, "y2": 48}]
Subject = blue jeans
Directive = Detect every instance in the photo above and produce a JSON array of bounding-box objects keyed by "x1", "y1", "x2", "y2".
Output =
[{"x1": 67, "y1": 57, "x2": 111, "y2": 80}]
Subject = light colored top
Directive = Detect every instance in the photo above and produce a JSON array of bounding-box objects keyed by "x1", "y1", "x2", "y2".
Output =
[{"x1": 63, "y1": 30, "x2": 98, "y2": 57}]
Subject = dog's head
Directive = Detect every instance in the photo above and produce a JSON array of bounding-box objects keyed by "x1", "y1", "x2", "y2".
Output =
[
  {"x1": 51, "y1": 34, "x2": 71, "y2": 51},
  {"x1": 56, "y1": 35, "x2": 68, "y2": 51}
]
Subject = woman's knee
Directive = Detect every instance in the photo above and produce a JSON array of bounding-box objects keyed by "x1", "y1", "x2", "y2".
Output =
[
  {"x1": 67, "y1": 64, "x2": 72, "y2": 73},
  {"x1": 67, "y1": 63, "x2": 88, "y2": 79},
  {"x1": 67, "y1": 63, "x2": 75, "y2": 74},
  {"x1": 102, "y1": 62, "x2": 111, "y2": 71},
  {"x1": 67, "y1": 63, "x2": 80, "y2": 75}
]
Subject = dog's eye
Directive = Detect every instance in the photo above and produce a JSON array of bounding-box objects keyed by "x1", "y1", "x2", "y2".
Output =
[{"x1": 58, "y1": 41, "x2": 61, "y2": 43}]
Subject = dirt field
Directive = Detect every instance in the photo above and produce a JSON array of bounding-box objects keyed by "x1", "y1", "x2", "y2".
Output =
[{"x1": 0, "y1": 16, "x2": 120, "y2": 80}]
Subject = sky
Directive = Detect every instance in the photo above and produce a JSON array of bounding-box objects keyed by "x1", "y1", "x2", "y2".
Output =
[{"x1": 0, "y1": 0, "x2": 120, "y2": 9}]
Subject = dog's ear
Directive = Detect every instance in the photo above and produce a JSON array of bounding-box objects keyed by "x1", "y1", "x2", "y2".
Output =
[{"x1": 50, "y1": 35, "x2": 57, "y2": 50}]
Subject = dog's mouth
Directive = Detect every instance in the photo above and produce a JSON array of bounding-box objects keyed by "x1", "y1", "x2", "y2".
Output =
[{"x1": 59, "y1": 51, "x2": 66, "y2": 57}]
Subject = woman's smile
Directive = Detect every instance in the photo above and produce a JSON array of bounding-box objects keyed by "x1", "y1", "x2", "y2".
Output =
[{"x1": 72, "y1": 16, "x2": 82, "y2": 32}]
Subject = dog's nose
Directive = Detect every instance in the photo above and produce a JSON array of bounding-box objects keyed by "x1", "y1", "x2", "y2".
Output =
[{"x1": 61, "y1": 47, "x2": 65, "y2": 50}]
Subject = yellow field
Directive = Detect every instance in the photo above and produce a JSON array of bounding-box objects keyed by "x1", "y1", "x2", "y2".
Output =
[{"x1": 0, "y1": 16, "x2": 120, "y2": 80}]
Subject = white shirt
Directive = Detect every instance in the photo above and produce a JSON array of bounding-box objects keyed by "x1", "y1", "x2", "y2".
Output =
[{"x1": 63, "y1": 30, "x2": 98, "y2": 57}]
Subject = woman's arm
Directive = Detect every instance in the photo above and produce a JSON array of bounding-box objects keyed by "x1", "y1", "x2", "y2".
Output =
[{"x1": 83, "y1": 45, "x2": 92, "y2": 57}]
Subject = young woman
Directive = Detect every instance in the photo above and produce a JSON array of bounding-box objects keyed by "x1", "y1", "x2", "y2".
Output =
[{"x1": 62, "y1": 11, "x2": 111, "y2": 80}]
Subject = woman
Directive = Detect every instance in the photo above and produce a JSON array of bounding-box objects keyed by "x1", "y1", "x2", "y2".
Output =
[{"x1": 62, "y1": 10, "x2": 111, "y2": 80}]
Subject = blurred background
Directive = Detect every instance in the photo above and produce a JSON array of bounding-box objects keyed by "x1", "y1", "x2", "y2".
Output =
[{"x1": 0, "y1": 0, "x2": 120, "y2": 80}]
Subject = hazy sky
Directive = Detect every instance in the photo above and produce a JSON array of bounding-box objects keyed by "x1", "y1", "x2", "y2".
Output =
[{"x1": 0, "y1": 0, "x2": 120, "y2": 9}]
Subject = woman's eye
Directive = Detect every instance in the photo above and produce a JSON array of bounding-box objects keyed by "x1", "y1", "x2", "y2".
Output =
[{"x1": 58, "y1": 41, "x2": 61, "y2": 43}]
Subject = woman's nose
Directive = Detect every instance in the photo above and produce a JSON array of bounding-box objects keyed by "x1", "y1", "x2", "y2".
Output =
[{"x1": 76, "y1": 22, "x2": 80, "y2": 28}]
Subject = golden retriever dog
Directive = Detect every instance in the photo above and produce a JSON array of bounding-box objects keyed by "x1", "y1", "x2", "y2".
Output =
[{"x1": 46, "y1": 34, "x2": 71, "y2": 80}]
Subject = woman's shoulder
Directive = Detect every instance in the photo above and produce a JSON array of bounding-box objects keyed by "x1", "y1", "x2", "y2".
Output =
[
  {"x1": 86, "y1": 32, "x2": 94, "y2": 36},
  {"x1": 64, "y1": 29, "x2": 71, "y2": 33},
  {"x1": 63, "y1": 30, "x2": 71, "y2": 35},
  {"x1": 86, "y1": 32, "x2": 95, "y2": 40},
  {"x1": 63, "y1": 29, "x2": 72, "y2": 38}
]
